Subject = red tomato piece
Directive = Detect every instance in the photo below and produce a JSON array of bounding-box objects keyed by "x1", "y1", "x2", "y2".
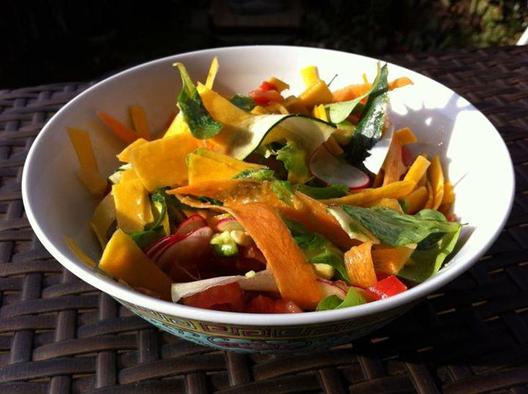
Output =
[
  {"x1": 247, "y1": 295, "x2": 302, "y2": 313},
  {"x1": 364, "y1": 275, "x2": 407, "y2": 301},
  {"x1": 447, "y1": 213, "x2": 458, "y2": 222},
  {"x1": 182, "y1": 282, "x2": 245, "y2": 312},
  {"x1": 249, "y1": 89, "x2": 283, "y2": 106},
  {"x1": 259, "y1": 81, "x2": 276, "y2": 91}
]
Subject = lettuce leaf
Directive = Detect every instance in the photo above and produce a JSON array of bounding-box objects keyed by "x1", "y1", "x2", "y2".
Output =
[
  {"x1": 174, "y1": 63, "x2": 222, "y2": 139},
  {"x1": 398, "y1": 222, "x2": 461, "y2": 283},
  {"x1": 296, "y1": 184, "x2": 348, "y2": 199},
  {"x1": 284, "y1": 219, "x2": 349, "y2": 282},
  {"x1": 275, "y1": 141, "x2": 311, "y2": 184},
  {"x1": 344, "y1": 64, "x2": 388, "y2": 167},
  {"x1": 316, "y1": 288, "x2": 366, "y2": 311},
  {"x1": 325, "y1": 65, "x2": 382, "y2": 124},
  {"x1": 341, "y1": 206, "x2": 461, "y2": 247},
  {"x1": 129, "y1": 188, "x2": 185, "y2": 249}
]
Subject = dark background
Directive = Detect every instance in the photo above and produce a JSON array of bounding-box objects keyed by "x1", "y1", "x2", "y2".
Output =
[{"x1": 2, "y1": 0, "x2": 526, "y2": 88}]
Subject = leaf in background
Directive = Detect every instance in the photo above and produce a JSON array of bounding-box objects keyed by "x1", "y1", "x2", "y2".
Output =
[
  {"x1": 275, "y1": 141, "x2": 311, "y2": 184},
  {"x1": 284, "y1": 219, "x2": 349, "y2": 282},
  {"x1": 233, "y1": 168, "x2": 276, "y2": 181},
  {"x1": 398, "y1": 226, "x2": 461, "y2": 283},
  {"x1": 344, "y1": 64, "x2": 389, "y2": 167},
  {"x1": 296, "y1": 184, "x2": 348, "y2": 199},
  {"x1": 174, "y1": 63, "x2": 222, "y2": 139},
  {"x1": 316, "y1": 287, "x2": 366, "y2": 311},
  {"x1": 325, "y1": 65, "x2": 381, "y2": 124},
  {"x1": 341, "y1": 206, "x2": 461, "y2": 247},
  {"x1": 230, "y1": 94, "x2": 256, "y2": 112}
]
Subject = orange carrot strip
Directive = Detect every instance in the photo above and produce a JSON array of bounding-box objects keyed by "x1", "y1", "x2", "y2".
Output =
[
  {"x1": 389, "y1": 77, "x2": 413, "y2": 90},
  {"x1": 98, "y1": 112, "x2": 138, "y2": 144},
  {"x1": 129, "y1": 105, "x2": 150, "y2": 140},
  {"x1": 227, "y1": 203, "x2": 322, "y2": 309},
  {"x1": 100, "y1": 229, "x2": 172, "y2": 300}
]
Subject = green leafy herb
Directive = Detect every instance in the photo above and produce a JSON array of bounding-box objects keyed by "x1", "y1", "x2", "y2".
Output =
[
  {"x1": 344, "y1": 64, "x2": 389, "y2": 167},
  {"x1": 197, "y1": 196, "x2": 224, "y2": 206},
  {"x1": 129, "y1": 188, "x2": 185, "y2": 249},
  {"x1": 271, "y1": 180, "x2": 294, "y2": 205},
  {"x1": 130, "y1": 226, "x2": 165, "y2": 250},
  {"x1": 296, "y1": 184, "x2": 348, "y2": 199},
  {"x1": 230, "y1": 94, "x2": 256, "y2": 112},
  {"x1": 284, "y1": 219, "x2": 349, "y2": 282},
  {"x1": 275, "y1": 141, "x2": 311, "y2": 184},
  {"x1": 210, "y1": 231, "x2": 239, "y2": 257},
  {"x1": 325, "y1": 65, "x2": 382, "y2": 124},
  {"x1": 174, "y1": 63, "x2": 222, "y2": 139},
  {"x1": 316, "y1": 288, "x2": 366, "y2": 311},
  {"x1": 398, "y1": 226, "x2": 461, "y2": 283},
  {"x1": 327, "y1": 206, "x2": 379, "y2": 243},
  {"x1": 153, "y1": 188, "x2": 186, "y2": 224},
  {"x1": 233, "y1": 168, "x2": 276, "y2": 181},
  {"x1": 341, "y1": 206, "x2": 461, "y2": 247}
]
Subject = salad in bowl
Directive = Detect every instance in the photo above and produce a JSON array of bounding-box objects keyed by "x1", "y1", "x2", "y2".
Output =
[{"x1": 66, "y1": 57, "x2": 461, "y2": 314}]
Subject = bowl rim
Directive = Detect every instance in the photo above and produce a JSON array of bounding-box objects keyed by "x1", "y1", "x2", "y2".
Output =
[{"x1": 22, "y1": 45, "x2": 515, "y2": 326}]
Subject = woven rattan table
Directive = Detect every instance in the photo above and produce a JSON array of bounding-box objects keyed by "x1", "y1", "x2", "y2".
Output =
[{"x1": 0, "y1": 46, "x2": 527, "y2": 393}]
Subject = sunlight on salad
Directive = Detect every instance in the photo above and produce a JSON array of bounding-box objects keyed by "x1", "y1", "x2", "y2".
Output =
[{"x1": 66, "y1": 57, "x2": 460, "y2": 313}]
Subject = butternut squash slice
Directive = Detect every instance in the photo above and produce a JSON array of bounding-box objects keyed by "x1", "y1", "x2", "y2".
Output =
[
  {"x1": 130, "y1": 134, "x2": 201, "y2": 191},
  {"x1": 129, "y1": 105, "x2": 150, "y2": 140},
  {"x1": 401, "y1": 185, "x2": 428, "y2": 214},
  {"x1": 323, "y1": 180, "x2": 416, "y2": 207},
  {"x1": 344, "y1": 241, "x2": 377, "y2": 288},
  {"x1": 116, "y1": 138, "x2": 148, "y2": 163},
  {"x1": 90, "y1": 193, "x2": 116, "y2": 248},
  {"x1": 100, "y1": 229, "x2": 171, "y2": 300},
  {"x1": 187, "y1": 149, "x2": 263, "y2": 185},
  {"x1": 429, "y1": 155, "x2": 445, "y2": 210},
  {"x1": 381, "y1": 128, "x2": 417, "y2": 186},
  {"x1": 67, "y1": 127, "x2": 107, "y2": 197},
  {"x1": 112, "y1": 169, "x2": 153, "y2": 232},
  {"x1": 372, "y1": 244, "x2": 415, "y2": 275}
]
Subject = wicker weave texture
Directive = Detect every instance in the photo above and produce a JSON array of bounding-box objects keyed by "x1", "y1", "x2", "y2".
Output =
[{"x1": 0, "y1": 46, "x2": 527, "y2": 393}]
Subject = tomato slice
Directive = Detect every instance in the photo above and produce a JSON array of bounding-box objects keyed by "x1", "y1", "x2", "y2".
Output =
[
  {"x1": 364, "y1": 275, "x2": 407, "y2": 301},
  {"x1": 247, "y1": 295, "x2": 302, "y2": 313},
  {"x1": 249, "y1": 89, "x2": 283, "y2": 106},
  {"x1": 182, "y1": 282, "x2": 245, "y2": 312},
  {"x1": 259, "y1": 81, "x2": 276, "y2": 91}
]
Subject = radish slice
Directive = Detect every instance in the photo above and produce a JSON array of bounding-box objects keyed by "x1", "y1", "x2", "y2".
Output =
[
  {"x1": 147, "y1": 227, "x2": 213, "y2": 281},
  {"x1": 171, "y1": 270, "x2": 278, "y2": 302},
  {"x1": 317, "y1": 278, "x2": 348, "y2": 299},
  {"x1": 216, "y1": 217, "x2": 244, "y2": 232},
  {"x1": 175, "y1": 215, "x2": 207, "y2": 236},
  {"x1": 310, "y1": 145, "x2": 370, "y2": 189}
]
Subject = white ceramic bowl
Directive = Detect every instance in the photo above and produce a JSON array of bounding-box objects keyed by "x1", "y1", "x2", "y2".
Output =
[{"x1": 22, "y1": 46, "x2": 514, "y2": 353}]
